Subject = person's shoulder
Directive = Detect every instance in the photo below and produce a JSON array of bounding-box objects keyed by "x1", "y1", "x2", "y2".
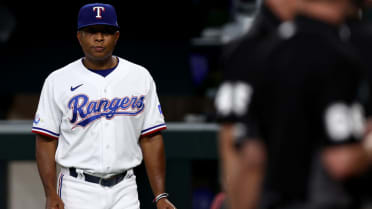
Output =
[
  {"x1": 45, "y1": 58, "x2": 83, "y2": 83},
  {"x1": 350, "y1": 20, "x2": 372, "y2": 38},
  {"x1": 117, "y1": 56, "x2": 153, "y2": 79},
  {"x1": 222, "y1": 28, "x2": 263, "y2": 60},
  {"x1": 273, "y1": 22, "x2": 333, "y2": 57}
]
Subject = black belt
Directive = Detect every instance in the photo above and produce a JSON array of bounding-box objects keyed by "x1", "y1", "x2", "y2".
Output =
[{"x1": 69, "y1": 167, "x2": 127, "y2": 187}]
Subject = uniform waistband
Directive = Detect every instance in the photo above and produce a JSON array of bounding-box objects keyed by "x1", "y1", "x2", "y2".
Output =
[{"x1": 60, "y1": 167, "x2": 133, "y2": 187}]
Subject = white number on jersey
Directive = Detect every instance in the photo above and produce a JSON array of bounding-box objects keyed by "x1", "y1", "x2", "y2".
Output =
[
  {"x1": 325, "y1": 102, "x2": 365, "y2": 142},
  {"x1": 215, "y1": 81, "x2": 253, "y2": 117}
]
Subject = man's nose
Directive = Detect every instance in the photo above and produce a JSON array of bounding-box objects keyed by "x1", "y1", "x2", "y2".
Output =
[{"x1": 95, "y1": 32, "x2": 104, "y2": 41}]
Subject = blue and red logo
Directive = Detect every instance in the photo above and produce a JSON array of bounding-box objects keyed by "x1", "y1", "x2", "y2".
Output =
[{"x1": 68, "y1": 94, "x2": 145, "y2": 128}]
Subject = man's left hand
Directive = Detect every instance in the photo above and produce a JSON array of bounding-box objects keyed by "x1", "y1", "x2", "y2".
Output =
[{"x1": 156, "y1": 198, "x2": 176, "y2": 209}]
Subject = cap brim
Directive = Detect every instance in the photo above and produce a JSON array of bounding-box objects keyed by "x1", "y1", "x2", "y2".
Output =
[{"x1": 78, "y1": 23, "x2": 119, "y2": 30}]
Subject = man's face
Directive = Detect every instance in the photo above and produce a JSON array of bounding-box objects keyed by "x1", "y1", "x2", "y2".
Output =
[{"x1": 77, "y1": 25, "x2": 119, "y2": 61}]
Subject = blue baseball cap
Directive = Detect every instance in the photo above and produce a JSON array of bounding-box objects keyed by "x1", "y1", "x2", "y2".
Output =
[{"x1": 77, "y1": 3, "x2": 119, "y2": 30}]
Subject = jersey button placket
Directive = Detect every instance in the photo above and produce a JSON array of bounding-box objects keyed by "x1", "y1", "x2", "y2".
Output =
[
  {"x1": 100, "y1": 84, "x2": 106, "y2": 173},
  {"x1": 102, "y1": 85, "x2": 111, "y2": 173},
  {"x1": 102, "y1": 84, "x2": 108, "y2": 97}
]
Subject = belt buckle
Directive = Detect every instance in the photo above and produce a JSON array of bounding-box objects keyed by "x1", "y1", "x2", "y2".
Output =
[
  {"x1": 98, "y1": 173, "x2": 125, "y2": 187},
  {"x1": 99, "y1": 177, "x2": 113, "y2": 187},
  {"x1": 98, "y1": 178, "x2": 104, "y2": 185}
]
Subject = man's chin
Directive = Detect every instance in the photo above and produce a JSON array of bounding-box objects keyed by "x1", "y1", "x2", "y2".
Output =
[{"x1": 88, "y1": 54, "x2": 111, "y2": 61}]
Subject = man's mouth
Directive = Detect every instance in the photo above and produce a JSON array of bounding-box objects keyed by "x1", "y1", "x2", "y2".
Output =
[{"x1": 93, "y1": 46, "x2": 104, "y2": 52}]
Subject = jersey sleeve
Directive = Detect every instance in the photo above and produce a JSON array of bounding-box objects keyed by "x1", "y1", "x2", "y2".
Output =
[
  {"x1": 319, "y1": 62, "x2": 365, "y2": 146},
  {"x1": 31, "y1": 76, "x2": 62, "y2": 139},
  {"x1": 215, "y1": 80, "x2": 261, "y2": 143},
  {"x1": 140, "y1": 77, "x2": 167, "y2": 136},
  {"x1": 215, "y1": 35, "x2": 264, "y2": 124}
]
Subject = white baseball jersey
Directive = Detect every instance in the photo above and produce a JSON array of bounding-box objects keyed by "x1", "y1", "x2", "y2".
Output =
[{"x1": 32, "y1": 57, "x2": 166, "y2": 176}]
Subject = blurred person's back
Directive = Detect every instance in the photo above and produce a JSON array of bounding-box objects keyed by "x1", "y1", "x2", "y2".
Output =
[
  {"x1": 253, "y1": 0, "x2": 370, "y2": 208},
  {"x1": 215, "y1": 0, "x2": 371, "y2": 208},
  {"x1": 307, "y1": 2, "x2": 372, "y2": 209}
]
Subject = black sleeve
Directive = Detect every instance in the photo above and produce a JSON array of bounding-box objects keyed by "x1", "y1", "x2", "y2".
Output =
[
  {"x1": 214, "y1": 79, "x2": 262, "y2": 142},
  {"x1": 214, "y1": 31, "x2": 270, "y2": 142},
  {"x1": 317, "y1": 56, "x2": 365, "y2": 146}
]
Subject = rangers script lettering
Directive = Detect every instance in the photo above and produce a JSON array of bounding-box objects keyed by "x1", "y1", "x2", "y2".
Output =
[{"x1": 68, "y1": 94, "x2": 145, "y2": 128}]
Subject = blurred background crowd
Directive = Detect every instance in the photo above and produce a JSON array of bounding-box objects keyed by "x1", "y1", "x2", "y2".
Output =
[{"x1": 2, "y1": 0, "x2": 372, "y2": 209}]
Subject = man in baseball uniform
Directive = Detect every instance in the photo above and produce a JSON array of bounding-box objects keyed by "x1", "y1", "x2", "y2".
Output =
[{"x1": 32, "y1": 3, "x2": 176, "y2": 209}]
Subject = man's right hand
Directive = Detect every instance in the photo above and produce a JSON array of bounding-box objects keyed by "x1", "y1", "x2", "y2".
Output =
[
  {"x1": 35, "y1": 134, "x2": 61, "y2": 209},
  {"x1": 46, "y1": 194, "x2": 64, "y2": 209}
]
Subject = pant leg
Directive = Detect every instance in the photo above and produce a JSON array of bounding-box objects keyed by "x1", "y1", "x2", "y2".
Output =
[
  {"x1": 110, "y1": 170, "x2": 140, "y2": 209},
  {"x1": 58, "y1": 171, "x2": 107, "y2": 209}
]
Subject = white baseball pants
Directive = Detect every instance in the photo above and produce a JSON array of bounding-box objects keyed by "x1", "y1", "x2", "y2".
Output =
[{"x1": 57, "y1": 168, "x2": 140, "y2": 209}]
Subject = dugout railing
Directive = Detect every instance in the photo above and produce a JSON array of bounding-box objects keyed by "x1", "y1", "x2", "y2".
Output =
[{"x1": 0, "y1": 121, "x2": 219, "y2": 209}]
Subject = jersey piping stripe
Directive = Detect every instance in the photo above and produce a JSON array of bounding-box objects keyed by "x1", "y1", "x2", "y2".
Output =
[
  {"x1": 141, "y1": 123, "x2": 166, "y2": 134},
  {"x1": 141, "y1": 123, "x2": 167, "y2": 136},
  {"x1": 32, "y1": 127, "x2": 59, "y2": 137},
  {"x1": 141, "y1": 126, "x2": 167, "y2": 136},
  {"x1": 32, "y1": 130, "x2": 59, "y2": 140},
  {"x1": 58, "y1": 173, "x2": 64, "y2": 198}
]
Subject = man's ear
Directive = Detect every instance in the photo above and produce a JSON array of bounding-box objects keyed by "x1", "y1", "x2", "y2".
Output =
[
  {"x1": 114, "y1": 31, "x2": 120, "y2": 43},
  {"x1": 77, "y1": 31, "x2": 82, "y2": 46}
]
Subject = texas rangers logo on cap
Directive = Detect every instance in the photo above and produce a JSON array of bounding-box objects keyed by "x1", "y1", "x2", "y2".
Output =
[
  {"x1": 93, "y1": 6, "x2": 105, "y2": 19},
  {"x1": 77, "y1": 3, "x2": 119, "y2": 30}
]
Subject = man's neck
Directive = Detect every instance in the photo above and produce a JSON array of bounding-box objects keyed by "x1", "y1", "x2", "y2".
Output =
[
  {"x1": 83, "y1": 56, "x2": 117, "y2": 70},
  {"x1": 265, "y1": 0, "x2": 297, "y2": 21},
  {"x1": 299, "y1": 2, "x2": 345, "y2": 25}
]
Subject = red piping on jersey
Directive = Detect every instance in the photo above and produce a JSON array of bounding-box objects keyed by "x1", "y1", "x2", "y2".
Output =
[
  {"x1": 32, "y1": 130, "x2": 59, "y2": 140},
  {"x1": 141, "y1": 126, "x2": 167, "y2": 137}
]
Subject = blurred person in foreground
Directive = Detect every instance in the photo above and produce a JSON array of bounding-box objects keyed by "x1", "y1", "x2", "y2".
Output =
[
  {"x1": 307, "y1": 1, "x2": 372, "y2": 208},
  {"x1": 347, "y1": 0, "x2": 372, "y2": 139},
  {"x1": 350, "y1": 4, "x2": 372, "y2": 207},
  {"x1": 215, "y1": 0, "x2": 298, "y2": 208},
  {"x1": 215, "y1": 0, "x2": 371, "y2": 208}
]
